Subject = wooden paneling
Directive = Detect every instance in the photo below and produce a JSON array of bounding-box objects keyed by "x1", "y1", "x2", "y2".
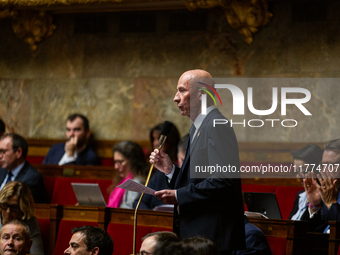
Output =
[{"x1": 27, "y1": 138, "x2": 325, "y2": 164}]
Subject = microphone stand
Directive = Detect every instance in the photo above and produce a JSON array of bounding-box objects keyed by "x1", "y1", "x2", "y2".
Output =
[{"x1": 132, "y1": 137, "x2": 167, "y2": 255}]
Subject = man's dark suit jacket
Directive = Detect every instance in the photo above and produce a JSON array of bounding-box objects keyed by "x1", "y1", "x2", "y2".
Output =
[
  {"x1": 0, "y1": 161, "x2": 48, "y2": 203},
  {"x1": 235, "y1": 216, "x2": 272, "y2": 255},
  {"x1": 168, "y1": 108, "x2": 245, "y2": 252},
  {"x1": 42, "y1": 143, "x2": 101, "y2": 166}
]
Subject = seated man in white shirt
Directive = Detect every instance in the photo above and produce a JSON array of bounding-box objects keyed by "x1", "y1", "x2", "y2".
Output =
[{"x1": 42, "y1": 113, "x2": 101, "y2": 166}]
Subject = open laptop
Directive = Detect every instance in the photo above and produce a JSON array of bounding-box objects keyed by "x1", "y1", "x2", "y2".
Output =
[
  {"x1": 71, "y1": 183, "x2": 107, "y2": 207},
  {"x1": 244, "y1": 192, "x2": 282, "y2": 219}
]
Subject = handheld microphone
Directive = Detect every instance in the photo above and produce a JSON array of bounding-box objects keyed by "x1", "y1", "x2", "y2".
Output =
[
  {"x1": 158, "y1": 121, "x2": 174, "y2": 150},
  {"x1": 133, "y1": 121, "x2": 173, "y2": 255}
]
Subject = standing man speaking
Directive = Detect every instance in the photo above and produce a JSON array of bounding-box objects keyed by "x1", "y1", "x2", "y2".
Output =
[{"x1": 150, "y1": 70, "x2": 245, "y2": 254}]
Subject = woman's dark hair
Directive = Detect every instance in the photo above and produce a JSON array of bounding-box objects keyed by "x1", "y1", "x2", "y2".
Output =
[
  {"x1": 150, "y1": 123, "x2": 180, "y2": 163},
  {"x1": 113, "y1": 141, "x2": 148, "y2": 176},
  {"x1": 293, "y1": 144, "x2": 323, "y2": 165}
]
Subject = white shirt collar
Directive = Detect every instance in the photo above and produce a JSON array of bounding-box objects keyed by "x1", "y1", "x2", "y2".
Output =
[
  {"x1": 192, "y1": 105, "x2": 216, "y2": 140},
  {"x1": 11, "y1": 161, "x2": 25, "y2": 179}
]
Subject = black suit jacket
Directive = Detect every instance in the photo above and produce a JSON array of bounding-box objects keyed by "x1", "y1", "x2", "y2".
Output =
[
  {"x1": 235, "y1": 216, "x2": 272, "y2": 255},
  {"x1": 0, "y1": 161, "x2": 48, "y2": 203},
  {"x1": 288, "y1": 190, "x2": 305, "y2": 219},
  {"x1": 169, "y1": 108, "x2": 245, "y2": 252}
]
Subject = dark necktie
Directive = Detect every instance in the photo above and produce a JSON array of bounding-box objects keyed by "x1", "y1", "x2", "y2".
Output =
[
  {"x1": 189, "y1": 124, "x2": 196, "y2": 143},
  {"x1": 5, "y1": 171, "x2": 12, "y2": 184},
  {"x1": 184, "y1": 125, "x2": 196, "y2": 165}
]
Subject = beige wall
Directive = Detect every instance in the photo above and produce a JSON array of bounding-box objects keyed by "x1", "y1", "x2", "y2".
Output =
[{"x1": 0, "y1": 1, "x2": 339, "y2": 142}]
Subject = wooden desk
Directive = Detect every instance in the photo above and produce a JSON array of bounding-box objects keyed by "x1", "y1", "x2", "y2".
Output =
[{"x1": 107, "y1": 208, "x2": 173, "y2": 228}]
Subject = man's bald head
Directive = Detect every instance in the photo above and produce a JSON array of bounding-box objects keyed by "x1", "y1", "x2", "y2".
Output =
[
  {"x1": 174, "y1": 70, "x2": 215, "y2": 120},
  {"x1": 178, "y1": 69, "x2": 213, "y2": 85}
]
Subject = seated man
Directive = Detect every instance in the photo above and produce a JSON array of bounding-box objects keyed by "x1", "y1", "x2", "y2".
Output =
[
  {"x1": 0, "y1": 220, "x2": 32, "y2": 255},
  {"x1": 43, "y1": 113, "x2": 101, "y2": 166},
  {"x1": 240, "y1": 192, "x2": 271, "y2": 255},
  {"x1": 236, "y1": 215, "x2": 272, "y2": 255},
  {"x1": 64, "y1": 226, "x2": 114, "y2": 255},
  {"x1": 0, "y1": 133, "x2": 48, "y2": 203},
  {"x1": 303, "y1": 139, "x2": 340, "y2": 232},
  {"x1": 139, "y1": 231, "x2": 179, "y2": 255}
]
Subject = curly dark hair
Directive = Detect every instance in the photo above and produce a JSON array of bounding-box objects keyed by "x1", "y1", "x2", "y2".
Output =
[{"x1": 113, "y1": 141, "x2": 148, "y2": 176}]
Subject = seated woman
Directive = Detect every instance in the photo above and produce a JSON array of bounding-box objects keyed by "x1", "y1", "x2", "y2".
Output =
[
  {"x1": 134, "y1": 123, "x2": 181, "y2": 210},
  {"x1": 107, "y1": 141, "x2": 148, "y2": 209},
  {"x1": 0, "y1": 181, "x2": 44, "y2": 255}
]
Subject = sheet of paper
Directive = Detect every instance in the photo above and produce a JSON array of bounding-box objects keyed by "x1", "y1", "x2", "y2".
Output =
[{"x1": 117, "y1": 179, "x2": 156, "y2": 195}]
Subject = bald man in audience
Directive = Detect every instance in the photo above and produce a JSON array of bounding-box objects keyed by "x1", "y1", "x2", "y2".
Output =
[
  {"x1": 0, "y1": 220, "x2": 32, "y2": 255},
  {"x1": 43, "y1": 113, "x2": 101, "y2": 166},
  {"x1": 139, "y1": 231, "x2": 179, "y2": 255}
]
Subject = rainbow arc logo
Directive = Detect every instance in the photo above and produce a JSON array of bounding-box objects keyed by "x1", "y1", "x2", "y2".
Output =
[{"x1": 196, "y1": 82, "x2": 222, "y2": 107}]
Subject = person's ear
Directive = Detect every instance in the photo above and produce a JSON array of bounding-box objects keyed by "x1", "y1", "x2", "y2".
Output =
[
  {"x1": 15, "y1": 147, "x2": 23, "y2": 159},
  {"x1": 91, "y1": 247, "x2": 100, "y2": 255},
  {"x1": 26, "y1": 239, "x2": 33, "y2": 253},
  {"x1": 86, "y1": 129, "x2": 91, "y2": 139}
]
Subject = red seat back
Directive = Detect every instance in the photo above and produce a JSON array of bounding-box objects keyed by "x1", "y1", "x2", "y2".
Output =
[
  {"x1": 267, "y1": 236, "x2": 286, "y2": 255},
  {"x1": 53, "y1": 220, "x2": 98, "y2": 255},
  {"x1": 242, "y1": 184, "x2": 277, "y2": 193},
  {"x1": 44, "y1": 177, "x2": 56, "y2": 203},
  {"x1": 51, "y1": 178, "x2": 96, "y2": 205},
  {"x1": 37, "y1": 218, "x2": 49, "y2": 255},
  {"x1": 107, "y1": 223, "x2": 154, "y2": 255},
  {"x1": 275, "y1": 186, "x2": 304, "y2": 219}
]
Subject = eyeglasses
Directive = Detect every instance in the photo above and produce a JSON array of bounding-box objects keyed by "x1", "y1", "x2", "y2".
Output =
[
  {"x1": 113, "y1": 160, "x2": 126, "y2": 166},
  {"x1": 0, "y1": 203, "x2": 21, "y2": 213},
  {"x1": 0, "y1": 149, "x2": 12, "y2": 156},
  {"x1": 137, "y1": 252, "x2": 152, "y2": 255}
]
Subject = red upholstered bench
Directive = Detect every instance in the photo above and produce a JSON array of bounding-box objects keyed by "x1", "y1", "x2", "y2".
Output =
[
  {"x1": 267, "y1": 236, "x2": 286, "y2": 255},
  {"x1": 242, "y1": 184, "x2": 277, "y2": 193},
  {"x1": 53, "y1": 220, "x2": 98, "y2": 255},
  {"x1": 275, "y1": 186, "x2": 304, "y2": 219},
  {"x1": 43, "y1": 177, "x2": 56, "y2": 203},
  {"x1": 37, "y1": 218, "x2": 50, "y2": 255},
  {"x1": 26, "y1": 156, "x2": 45, "y2": 164},
  {"x1": 51, "y1": 178, "x2": 111, "y2": 205},
  {"x1": 107, "y1": 223, "x2": 172, "y2": 255}
]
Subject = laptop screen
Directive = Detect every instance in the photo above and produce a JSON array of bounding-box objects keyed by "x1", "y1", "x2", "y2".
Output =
[
  {"x1": 71, "y1": 183, "x2": 107, "y2": 207},
  {"x1": 244, "y1": 192, "x2": 282, "y2": 219}
]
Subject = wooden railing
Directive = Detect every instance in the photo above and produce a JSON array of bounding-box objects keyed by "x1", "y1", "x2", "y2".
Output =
[{"x1": 34, "y1": 204, "x2": 340, "y2": 255}]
